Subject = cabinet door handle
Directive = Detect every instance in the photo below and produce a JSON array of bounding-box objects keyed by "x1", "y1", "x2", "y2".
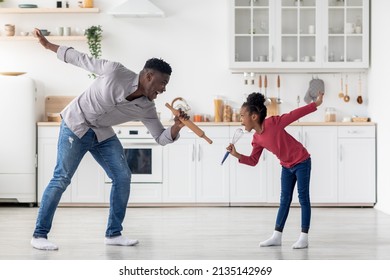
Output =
[
  {"x1": 271, "y1": 46, "x2": 274, "y2": 62},
  {"x1": 339, "y1": 145, "x2": 343, "y2": 162},
  {"x1": 198, "y1": 144, "x2": 201, "y2": 162},
  {"x1": 192, "y1": 144, "x2": 195, "y2": 162}
]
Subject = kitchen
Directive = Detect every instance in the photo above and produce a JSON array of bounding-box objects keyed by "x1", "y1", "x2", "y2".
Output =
[{"x1": 0, "y1": 0, "x2": 389, "y2": 276}]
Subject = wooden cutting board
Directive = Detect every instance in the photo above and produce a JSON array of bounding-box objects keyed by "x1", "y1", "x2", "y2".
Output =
[
  {"x1": 266, "y1": 98, "x2": 279, "y2": 117},
  {"x1": 45, "y1": 95, "x2": 76, "y2": 121}
]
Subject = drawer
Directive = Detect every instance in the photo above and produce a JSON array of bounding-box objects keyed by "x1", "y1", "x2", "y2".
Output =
[
  {"x1": 38, "y1": 126, "x2": 60, "y2": 138},
  {"x1": 179, "y1": 126, "x2": 229, "y2": 139},
  {"x1": 338, "y1": 126, "x2": 375, "y2": 138}
]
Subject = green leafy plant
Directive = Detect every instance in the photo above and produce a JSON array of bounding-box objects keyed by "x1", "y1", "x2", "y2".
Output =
[{"x1": 84, "y1": 25, "x2": 103, "y2": 78}]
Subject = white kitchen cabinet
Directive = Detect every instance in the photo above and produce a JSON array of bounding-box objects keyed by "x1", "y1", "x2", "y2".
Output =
[
  {"x1": 230, "y1": 0, "x2": 276, "y2": 68},
  {"x1": 229, "y1": 128, "x2": 268, "y2": 204},
  {"x1": 324, "y1": 0, "x2": 369, "y2": 68},
  {"x1": 163, "y1": 138, "x2": 196, "y2": 202},
  {"x1": 37, "y1": 126, "x2": 105, "y2": 204},
  {"x1": 230, "y1": 0, "x2": 369, "y2": 70},
  {"x1": 291, "y1": 125, "x2": 338, "y2": 203},
  {"x1": 267, "y1": 125, "x2": 338, "y2": 203},
  {"x1": 338, "y1": 126, "x2": 376, "y2": 204},
  {"x1": 163, "y1": 127, "x2": 230, "y2": 203}
]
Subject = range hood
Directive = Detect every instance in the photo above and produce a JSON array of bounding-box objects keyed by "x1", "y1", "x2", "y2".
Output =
[{"x1": 108, "y1": 0, "x2": 165, "y2": 18}]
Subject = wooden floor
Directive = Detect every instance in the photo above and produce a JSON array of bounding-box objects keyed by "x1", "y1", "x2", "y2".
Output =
[{"x1": 1, "y1": 206, "x2": 390, "y2": 260}]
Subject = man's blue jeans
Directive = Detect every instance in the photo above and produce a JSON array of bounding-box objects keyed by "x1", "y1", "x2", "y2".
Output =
[
  {"x1": 275, "y1": 158, "x2": 311, "y2": 233},
  {"x1": 33, "y1": 121, "x2": 131, "y2": 238}
]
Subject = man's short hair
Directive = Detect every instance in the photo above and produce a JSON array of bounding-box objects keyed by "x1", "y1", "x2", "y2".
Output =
[{"x1": 144, "y1": 58, "x2": 172, "y2": 75}]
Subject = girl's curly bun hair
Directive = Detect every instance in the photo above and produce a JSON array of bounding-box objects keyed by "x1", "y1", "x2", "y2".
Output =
[{"x1": 242, "y1": 92, "x2": 267, "y2": 124}]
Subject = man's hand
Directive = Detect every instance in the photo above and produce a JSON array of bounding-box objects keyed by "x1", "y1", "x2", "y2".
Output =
[
  {"x1": 173, "y1": 109, "x2": 190, "y2": 129},
  {"x1": 33, "y1": 28, "x2": 59, "y2": 53},
  {"x1": 170, "y1": 109, "x2": 190, "y2": 139}
]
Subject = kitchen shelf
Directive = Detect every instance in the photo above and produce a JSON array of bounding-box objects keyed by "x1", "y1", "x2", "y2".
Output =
[
  {"x1": 0, "y1": 36, "x2": 86, "y2": 41},
  {"x1": 0, "y1": 8, "x2": 99, "y2": 14}
]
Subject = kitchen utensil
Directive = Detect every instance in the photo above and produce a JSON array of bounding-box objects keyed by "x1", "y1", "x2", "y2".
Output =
[
  {"x1": 276, "y1": 75, "x2": 282, "y2": 104},
  {"x1": 259, "y1": 74, "x2": 262, "y2": 91},
  {"x1": 18, "y1": 4, "x2": 38, "y2": 8},
  {"x1": 0, "y1": 72, "x2": 26, "y2": 76},
  {"x1": 244, "y1": 72, "x2": 248, "y2": 85},
  {"x1": 221, "y1": 128, "x2": 244, "y2": 165},
  {"x1": 264, "y1": 75, "x2": 272, "y2": 105},
  {"x1": 344, "y1": 74, "x2": 350, "y2": 102},
  {"x1": 338, "y1": 75, "x2": 344, "y2": 98},
  {"x1": 259, "y1": 75, "x2": 271, "y2": 105},
  {"x1": 165, "y1": 103, "x2": 213, "y2": 144},
  {"x1": 357, "y1": 74, "x2": 363, "y2": 104}
]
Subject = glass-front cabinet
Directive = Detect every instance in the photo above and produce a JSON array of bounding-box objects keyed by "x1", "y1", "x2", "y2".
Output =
[
  {"x1": 325, "y1": 0, "x2": 368, "y2": 68},
  {"x1": 232, "y1": 0, "x2": 275, "y2": 66},
  {"x1": 277, "y1": 0, "x2": 319, "y2": 67},
  {"x1": 229, "y1": 0, "x2": 369, "y2": 71}
]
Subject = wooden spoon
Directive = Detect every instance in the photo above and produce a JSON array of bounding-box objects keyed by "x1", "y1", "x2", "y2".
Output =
[
  {"x1": 338, "y1": 76, "x2": 344, "y2": 98},
  {"x1": 344, "y1": 75, "x2": 350, "y2": 102},
  {"x1": 263, "y1": 75, "x2": 271, "y2": 105},
  {"x1": 357, "y1": 74, "x2": 363, "y2": 104},
  {"x1": 276, "y1": 75, "x2": 282, "y2": 104}
]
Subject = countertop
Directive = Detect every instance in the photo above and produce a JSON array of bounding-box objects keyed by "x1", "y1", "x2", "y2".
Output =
[{"x1": 37, "y1": 121, "x2": 376, "y2": 127}]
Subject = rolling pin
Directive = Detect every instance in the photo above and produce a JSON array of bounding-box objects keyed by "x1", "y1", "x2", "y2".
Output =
[{"x1": 165, "y1": 103, "x2": 213, "y2": 144}]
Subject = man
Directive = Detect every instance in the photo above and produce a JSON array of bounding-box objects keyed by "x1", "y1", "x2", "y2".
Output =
[{"x1": 31, "y1": 29, "x2": 189, "y2": 250}]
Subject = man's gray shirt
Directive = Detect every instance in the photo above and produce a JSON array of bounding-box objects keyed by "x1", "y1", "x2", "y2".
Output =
[{"x1": 57, "y1": 46, "x2": 177, "y2": 145}]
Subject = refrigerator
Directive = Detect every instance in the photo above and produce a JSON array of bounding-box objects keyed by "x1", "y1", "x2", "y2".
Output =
[{"x1": 0, "y1": 75, "x2": 37, "y2": 205}]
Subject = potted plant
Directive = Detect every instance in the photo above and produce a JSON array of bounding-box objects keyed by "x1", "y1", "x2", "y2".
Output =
[{"x1": 84, "y1": 25, "x2": 103, "y2": 78}]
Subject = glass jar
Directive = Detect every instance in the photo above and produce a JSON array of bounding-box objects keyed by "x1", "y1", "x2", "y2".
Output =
[
  {"x1": 213, "y1": 96, "x2": 224, "y2": 122},
  {"x1": 231, "y1": 108, "x2": 240, "y2": 122},
  {"x1": 223, "y1": 103, "x2": 232, "y2": 122},
  {"x1": 325, "y1": 107, "x2": 336, "y2": 122}
]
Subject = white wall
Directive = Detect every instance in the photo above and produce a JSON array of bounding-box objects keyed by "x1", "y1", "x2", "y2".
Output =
[
  {"x1": 2, "y1": 0, "x2": 384, "y2": 210},
  {"x1": 369, "y1": 0, "x2": 390, "y2": 214},
  {"x1": 0, "y1": 0, "x2": 369, "y2": 122}
]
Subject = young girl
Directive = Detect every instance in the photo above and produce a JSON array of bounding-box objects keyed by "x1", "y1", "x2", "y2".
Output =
[{"x1": 227, "y1": 92, "x2": 324, "y2": 249}]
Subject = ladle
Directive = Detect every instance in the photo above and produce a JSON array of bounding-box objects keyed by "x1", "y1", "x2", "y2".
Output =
[{"x1": 344, "y1": 74, "x2": 350, "y2": 102}]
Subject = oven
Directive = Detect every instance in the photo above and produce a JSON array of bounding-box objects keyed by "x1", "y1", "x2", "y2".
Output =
[{"x1": 104, "y1": 126, "x2": 163, "y2": 184}]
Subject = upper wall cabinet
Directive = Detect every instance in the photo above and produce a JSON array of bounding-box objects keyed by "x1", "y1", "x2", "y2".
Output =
[{"x1": 229, "y1": 0, "x2": 369, "y2": 71}]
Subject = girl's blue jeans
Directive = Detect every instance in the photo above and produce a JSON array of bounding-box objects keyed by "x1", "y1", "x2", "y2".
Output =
[
  {"x1": 275, "y1": 158, "x2": 311, "y2": 233},
  {"x1": 33, "y1": 121, "x2": 131, "y2": 238}
]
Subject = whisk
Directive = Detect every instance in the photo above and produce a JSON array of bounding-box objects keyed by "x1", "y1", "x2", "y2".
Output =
[{"x1": 221, "y1": 128, "x2": 244, "y2": 165}]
